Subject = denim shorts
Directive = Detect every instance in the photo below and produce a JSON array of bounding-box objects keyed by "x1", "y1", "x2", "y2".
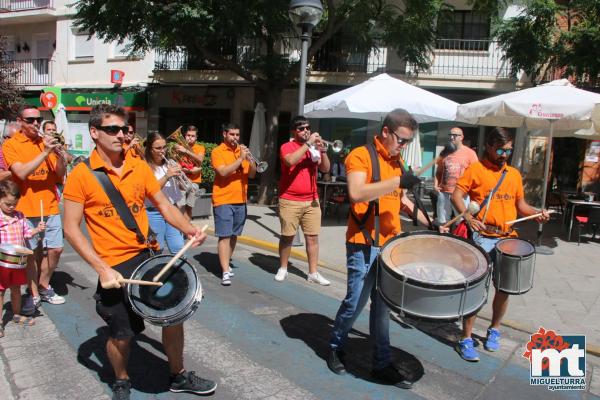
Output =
[
  {"x1": 26, "y1": 214, "x2": 64, "y2": 249},
  {"x1": 213, "y1": 204, "x2": 247, "y2": 237}
]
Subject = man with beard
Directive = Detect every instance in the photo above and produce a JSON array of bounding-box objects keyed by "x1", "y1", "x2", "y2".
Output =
[{"x1": 451, "y1": 127, "x2": 549, "y2": 362}]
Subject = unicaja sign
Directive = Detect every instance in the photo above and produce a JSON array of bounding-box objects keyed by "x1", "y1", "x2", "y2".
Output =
[{"x1": 523, "y1": 327, "x2": 586, "y2": 391}]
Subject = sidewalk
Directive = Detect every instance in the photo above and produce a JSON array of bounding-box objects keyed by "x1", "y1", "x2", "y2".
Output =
[{"x1": 195, "y1": 203, "x2": 600, "y2": 354}]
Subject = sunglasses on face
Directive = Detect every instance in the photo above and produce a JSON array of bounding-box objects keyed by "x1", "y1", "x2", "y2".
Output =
[
  {"x1": 449, "y1": 134, "x2": 462, "y2": 138},
  {"x1": 295, "y1": 125, "x2": 310, "y2": 132},
  {"x1": 21, "y1": 116, "x2": 43, "y2": 124},
  {"x1": 94, "y1": 125, "x2": 129, "y2": 135},
  {"x1": 495, "y1": 148, "x2": 513, "y2": 156},
  {"x1": 391, "y1": 130, "x2": 413, "y2": 145}
]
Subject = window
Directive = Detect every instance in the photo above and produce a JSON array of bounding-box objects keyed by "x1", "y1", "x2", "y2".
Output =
[
  {"x1": 437, "y1": 11, "x2": 491, "y2": 50},
  {"x1": 72, "y1": 29, "x2": 94, "y2": 59},
  {"x1": 111, "y1": 39, "x2": 136, "y2": 59},
  {"x1": 3, "y1": 36, "x2": 15, "y2": 61}
]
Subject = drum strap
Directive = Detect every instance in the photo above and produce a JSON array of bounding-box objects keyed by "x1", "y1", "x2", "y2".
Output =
[
  {"x1": 349, "y1": 143, "x2": 380, "y2": 247},
  {"x1": 83, "y1": 158, "x2": 155, "y2": 246}
]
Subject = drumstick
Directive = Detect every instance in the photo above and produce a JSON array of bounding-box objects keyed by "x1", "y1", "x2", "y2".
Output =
[
  {"x1": 442, "y1": 201, "x2": 481, "y2": 229},
  {"x1": 152, "y1": 225, "x2": 209, "y2": 282},
  {"x1": 118, "y1": 278, "x2": 163, "y2": 286},
  {"x1": 40, "y1": 200, "x2": 44, "y2": 224},
  {"x1": 505, "y1": 210, "x2": 555, "y2": 226},
  {"x1": 415, "y1": 142, "x2": 458, "y2": 177}
]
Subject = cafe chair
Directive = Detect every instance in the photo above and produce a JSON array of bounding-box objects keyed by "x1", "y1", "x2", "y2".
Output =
[{"x1": 576, "y1": 207, "x2": 600, "y2": 245}]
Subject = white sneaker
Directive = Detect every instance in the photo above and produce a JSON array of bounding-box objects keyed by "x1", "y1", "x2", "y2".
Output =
[
  {"x1": 222, "y1": 272, "x2": 231, "y2": 286},
  {"x1": 307, "y1": 272, "x2": 330, "y2": 286},
  {"x1": 274, "y1": 268, "x2": 288, "y2": 282}
]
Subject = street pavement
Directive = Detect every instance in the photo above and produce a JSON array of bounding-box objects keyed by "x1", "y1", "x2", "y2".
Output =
[{"x1": 0, "y1": 205, "x2": 599, "y2": 399}]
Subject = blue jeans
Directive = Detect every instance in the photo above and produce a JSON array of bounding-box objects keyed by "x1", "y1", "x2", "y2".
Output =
[
  {"x1": 472, "y1": 232, "x2": 499, "y2": 264},
  {"x1": 330, "y1": 243, "x2": 391, "y2": 369},
  {"x1": 147, "y1": 208, "x2": 184, "y2": 254}
]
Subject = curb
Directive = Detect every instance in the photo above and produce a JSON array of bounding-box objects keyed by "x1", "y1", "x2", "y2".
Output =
[{"x1": 206, "y1": 228, "x2": 600, "y2": 358}]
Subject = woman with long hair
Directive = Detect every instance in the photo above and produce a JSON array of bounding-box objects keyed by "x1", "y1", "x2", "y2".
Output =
[{"x1": 144, "y1": 131, "x2": 185, "y2": 254}]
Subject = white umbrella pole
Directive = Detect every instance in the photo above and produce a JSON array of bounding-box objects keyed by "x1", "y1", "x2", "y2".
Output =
[{"x1": 536, "y1": 122, "x2": 554, "y2": 255}]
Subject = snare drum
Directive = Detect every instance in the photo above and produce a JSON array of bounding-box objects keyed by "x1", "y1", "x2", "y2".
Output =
[
  {"x1": 493, "y1": 238, "x2": 536, "y2": 295},
  {"x1": 0, "y1": 244, "x2": 32, "y2": 269},
  {"x1": 378, "y1": 231, "x2": 491, "y2": 321},
  {"x1": 127, "y1": 255, "x2": 202, "y2": 327}
]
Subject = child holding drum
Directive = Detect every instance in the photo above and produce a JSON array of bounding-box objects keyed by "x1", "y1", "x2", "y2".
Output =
[{"x1": 0, "y1": 180, "x2": 46, "y2": 336}]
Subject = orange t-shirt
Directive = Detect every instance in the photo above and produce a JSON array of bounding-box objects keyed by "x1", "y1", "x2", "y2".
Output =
[
  {"x1": 210, "y1": 143, "x2": 250, "y2": 207},
  {"x1": 185, "y1": 143, "x2": 205, "y2": 183},
  {"x1": 3, "y1": 131, "x2": 62, "y2": 217},
  {"x1": 63, "y1": 149, "x2": 161, "y2": 267},
  {"x1": 346, "y1": 137, "x2": 404, "y2": 246},
  {"x1": 436, "y1": 145, "x2": 478, "y2": 193},
  {"x1": 123, "y1": 143, "x2": 143, "y2": 161},
  {"x1": 456, "y1": 160, "x2": 524, "y2": 237}
]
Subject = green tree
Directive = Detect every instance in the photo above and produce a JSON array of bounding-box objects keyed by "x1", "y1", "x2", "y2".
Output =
[
  {"x1": 73, "y1": 0, "x2": 446, "y2": 203},
  {"x1": 493, "y1": 0, "x2": 600, "y2": 87},
  {"x1": 0, "y1": 36, "x2": 23, "y2": 120}
]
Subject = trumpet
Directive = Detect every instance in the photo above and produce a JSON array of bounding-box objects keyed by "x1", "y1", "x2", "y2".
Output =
[
  {"x1": 233, "y1": 140, "x2": 268, "y2": 173},
  {"x1": 162, "y1": 156, "x2": 195, "y2": 192},
  {"x1": 316, "y1": 138, "x2": 344, "y2": 153},
  {"x1": 38, "y1": 127, "x2": 68, "y2": 162}
]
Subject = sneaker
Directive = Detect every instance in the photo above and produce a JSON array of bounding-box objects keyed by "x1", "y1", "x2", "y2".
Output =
[
  {"x1": 228, "y1": 269, "x2": 234, "y2": 277},
  {"x1": 170, "y1": 370, "x2": 217, "y2": 395},
  {"x1": 112, "y1": 379, "x2": 131, "y2": 400},
  {"x1": 222, "y1": 272, "x2": 231, "y2": 286},
  {"x1": 485, "y1": 328, "x2": 501, "y2": 352},
  {"x1": 21, "y1": 294, "x2": 41, "y2": 316},
  {"x1": 274, "y1": 268, "x2": 288, "y2": 282},
  {"x1": 39, "y1": 286, "x2": 65, "y2": 305},
  {"x1": 307, "y1": 272, "x2": 330, "y2": 286},
  {"x1": 326, "y1": 350, "x2": 346, "y2": 375},
  {"x1": 371, "y1": 364, "x2": 413, "y2": 389},
  {"x1": 455, "y1": 338, "x2": 480, "y2": 362}
]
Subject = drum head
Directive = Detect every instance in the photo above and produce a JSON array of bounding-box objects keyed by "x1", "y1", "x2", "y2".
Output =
[
  {"x1": 496, "y1": 238, "x2": 535, "y2": 257},
  {"x1": 380, "y1": 231, "x2": 489, "y2": 286},
  {"x1": 128, "y1": 255, "x2": 201, "y2": 326}
]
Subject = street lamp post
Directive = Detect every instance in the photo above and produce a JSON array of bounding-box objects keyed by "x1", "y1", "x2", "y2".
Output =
[{"x1": 289, "y1": 0, "x2": 323, "y2": 246}]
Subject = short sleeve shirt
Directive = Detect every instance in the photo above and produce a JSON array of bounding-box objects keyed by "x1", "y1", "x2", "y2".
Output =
[
  {"x1": 3, "y1": 131, "x2": 62, "y2": 218},
  {"x1": 63, "y1": 149, "x2": 161, "y2": 267},
  {"x1": 279, "y1": 140, "x2": 318, "y2": 201},
  {"x1": 186, "y1": 143, "x2": 206, "y2": 183},
  {"x1": 210, "y1": 143, "x2": 250, "y2": 207},
  {"x1": 437, "y1": 145, "x2": 479, "y2": 193}
]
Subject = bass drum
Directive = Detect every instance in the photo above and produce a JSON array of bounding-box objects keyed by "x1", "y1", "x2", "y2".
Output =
[
  {"x1": 378, "y1": 231, "x2": 491, "y2": 321},
  {"x1": 127, "y1": 255, "x2": 202, "y2": 327}
]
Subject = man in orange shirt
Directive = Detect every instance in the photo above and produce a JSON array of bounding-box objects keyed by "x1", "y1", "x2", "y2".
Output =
[
  {"x1": 175, "y1": 125, "x2": 205, "y2": 220},
  {"x1": 123, "y1": 125, "x2": 143, "y2": 160},
  {"x1": 327, "y1": 109, "x2": 429, "y2": 389},
  {"x1": 452, "y1": 127, "x2": 549, "y2": 362},
  {"x1": 3, "y1": 106, "x2": 67, "y2": 313},
  {"x1": 211, "y1": 123, "x2": 256, "y2": 286},
  {"x1": 63, "y1": 104, "x2": 216, "y2": 399}
]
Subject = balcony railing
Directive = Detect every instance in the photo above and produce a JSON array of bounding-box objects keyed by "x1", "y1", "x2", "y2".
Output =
[
  {"x1": 0, "y1": 0, "x2": 53, "y2": 11},
  {"x1": 8, "y1": 58, "x2": 52, "y2": 85},
  {"x1": 407, "y1": 39, "x2": 511, "y2": 79}
]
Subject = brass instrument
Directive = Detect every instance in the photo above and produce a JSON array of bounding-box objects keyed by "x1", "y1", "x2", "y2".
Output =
[
  {"x1": 38, "y1": 127, "x2": 67, "y2": 162},
  {"x1": 166, "y1": 126, "x2": 202, "y2": 167},
  {"x1": 128, "y1": 133, "x2": 145, "y2": 159},
  {"x1": 316, "y1": 138, "x2": 344, "y2": 153},
  {"x1": 162, "y1": 156, "x2": 195, "y2": 192},
  {"x1": 232, "y1": 140, "x2": 268, "y2": 173}
]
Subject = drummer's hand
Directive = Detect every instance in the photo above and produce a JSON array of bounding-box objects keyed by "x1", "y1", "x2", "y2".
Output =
[
  {"x1": 467, "y1": 216, "x2": 486, "y2": 232},
  {"x1": 99, "y1": 269, "x2": 124, "y2": 290},
  {"x1": 37, "y1": 221, "x2": 46, "y2": 232},
  {"x1": 536, "y1": 209, "x2": 550, "y2": 223},
  {"x1": 187, "y1": 226, "x2": 208, "y2": 247},
  {"x1": 438, "y1": 225, "x2": 450, "y2": 234}
]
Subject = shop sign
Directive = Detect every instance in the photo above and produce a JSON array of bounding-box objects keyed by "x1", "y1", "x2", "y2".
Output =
[
  {"x1": 170, "y1": 90, "x2": 217, "y2": 106},
  {"x1": 62, "y1": 91, "x2": 146, "y2": 110}
]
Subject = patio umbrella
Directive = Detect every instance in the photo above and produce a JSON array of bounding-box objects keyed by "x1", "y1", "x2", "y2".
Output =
[
  {"x1": 456, "y1": 79, "x2": 600, "y2": 251},
  {"x1": 401, "y1": 130, "x2": 422, "y2": 170},
  {"x1": 304, "y1": 73, "x2": 458, "y2": 123},
  {"x1": 249, "y1": 102, "x2": 266, "y2": 161},
  {"x1": 54, "y1": 103, "x2": 71, "y2": 149}
]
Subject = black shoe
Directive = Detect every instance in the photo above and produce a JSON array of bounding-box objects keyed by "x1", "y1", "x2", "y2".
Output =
[
  {"x1": 371, "y1": 364, "x2": 413, "y2": 389},
  {"x1": 170, "y1": 370, "x2": 217, "y2": 395},
  {"x1": 112, "y1": 379, "x2": 131, "y2": 400},
  {"x1": 327, "y1": 350, "x2": 347, "y2": 375}
]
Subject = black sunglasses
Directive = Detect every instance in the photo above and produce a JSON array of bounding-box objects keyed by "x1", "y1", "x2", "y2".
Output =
[
  {"x1": 391, "y1": 130, "x2": 413, "y2": 145},
  {"x1": 21, "y1": 116, "x2": 43, "y2": 124},
  {"x1": 94, "y1": 125, "x2": 130, "y2": 135},
  {"x1": 295, "y1": 125, "x2": 311, "y2": 132}
]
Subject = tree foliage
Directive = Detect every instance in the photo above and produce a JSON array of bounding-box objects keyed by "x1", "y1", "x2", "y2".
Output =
[
  {"x1": 493, "y1": 0, "x2": 600, "y2": 86},
  {"x1": 0, "y1": 36, "x2": 23, "y2": 120}
]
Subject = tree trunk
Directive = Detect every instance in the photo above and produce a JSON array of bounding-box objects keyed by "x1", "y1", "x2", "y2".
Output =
[{"x1": 257, "y1": 85, "x2": 283, "y2": 205}]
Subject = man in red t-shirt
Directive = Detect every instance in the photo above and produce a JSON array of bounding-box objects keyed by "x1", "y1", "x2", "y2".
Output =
[{"x1": 276, "y1": 116, "x2": 331, "y2": 285}]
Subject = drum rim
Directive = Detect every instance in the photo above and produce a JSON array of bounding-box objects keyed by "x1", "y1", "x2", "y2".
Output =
[
  {"x1": 379, "y1": 230, "x2": 492, "y2": 289},
  {"x1": 127, "y1": 254, "x2": 202, "y2": 325},
  {"x1": 495, "y1": 237, "x2": 536, "y2": 257},
  {"x1": 0, "y1": 244, "x2": 31, "y2": 254}
]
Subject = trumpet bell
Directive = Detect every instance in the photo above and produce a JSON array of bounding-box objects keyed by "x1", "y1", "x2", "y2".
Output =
[
  {"x1": 256, "y1": 161, "x2": 268, "y2": 173},
  {"x1": 331, "y1": 140, "x2": 344, "y2": 153}
]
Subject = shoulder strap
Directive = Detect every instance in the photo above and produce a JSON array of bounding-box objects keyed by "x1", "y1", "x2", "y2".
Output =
[
  {"x1": 349, "y1": 143, "x2": 380, "y2": 246},
  {"x1": 479, "y1": 168, "x2": 508, "y2": 224},
  {"x1": 83, "y1": 158, "x2": 148, "y2": 244},
  {"x1": 398, "y1": 158, "x2": 433, "y2": 229}
]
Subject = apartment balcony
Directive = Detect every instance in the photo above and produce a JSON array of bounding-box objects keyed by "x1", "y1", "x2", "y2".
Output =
[
  {"x1": 407, "y1": 39, "x2": 512, "y2": 80},
  {"x1": 8, "y1": 58, "x2": 53, "y2": 86},
  {"x1": 0, "y1": 0, "x2": 56, "y2": 25}
]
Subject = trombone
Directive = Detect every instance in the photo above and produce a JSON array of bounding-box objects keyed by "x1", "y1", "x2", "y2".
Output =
[
  {"x1": 233, "y1": 140, "x2": 268, "y2": 173},
  {"x1": 315, "y1": 138, "x2": 344, "y2": 153}
]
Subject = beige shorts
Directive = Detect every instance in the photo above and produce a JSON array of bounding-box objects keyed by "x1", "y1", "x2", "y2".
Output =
[{"x1": 278, "y1": 198, "x2": 321, "y2": 236}]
